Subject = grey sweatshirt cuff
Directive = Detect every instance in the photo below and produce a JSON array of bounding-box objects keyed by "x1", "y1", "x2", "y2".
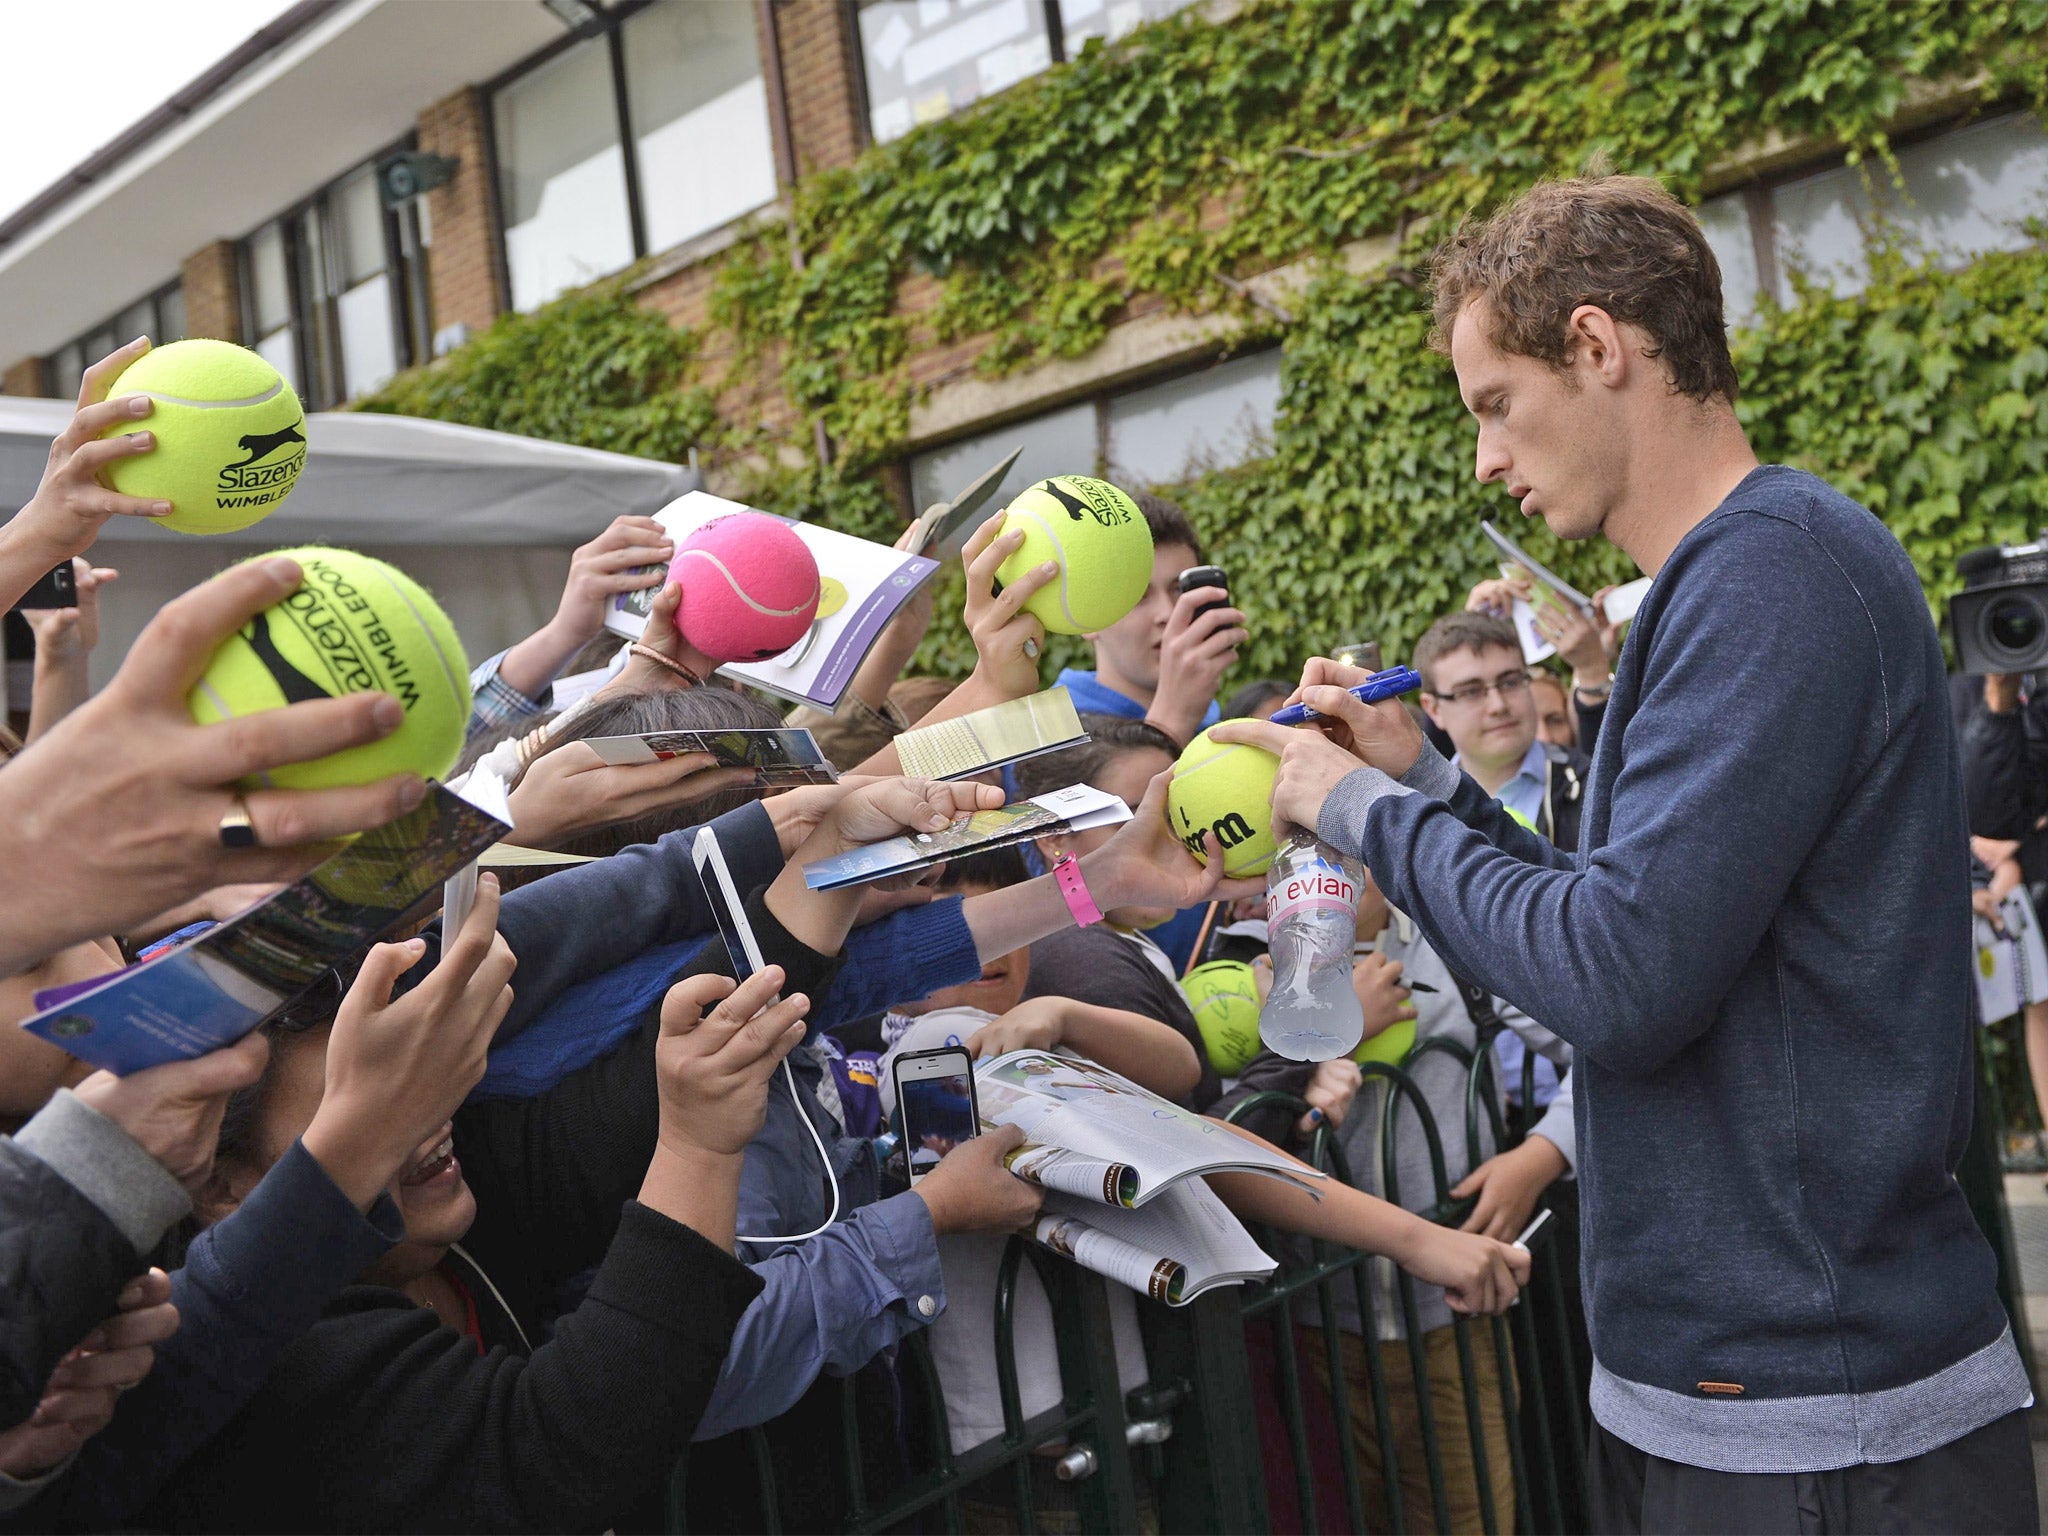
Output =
[
  {"x1": 15, "y1": 1088, "x2": 191, "y2": 1253},
  {"x1": 1316, "y1": 741, "x2": 1460, "y2": 854}
]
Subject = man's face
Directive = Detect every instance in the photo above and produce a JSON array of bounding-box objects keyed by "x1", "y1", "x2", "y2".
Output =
[
  {"x1": 1421, "y1": 643, "x2": 1536, "y2": 768},
  {"x1": 1451, "y1": 300, "x2": 1625, "y2": 542},
  {"x1": 1088, "y1": 542, "x2": 1198, "y2": 693},
  {"x1": 1529, "y1": 675, "x2": 1576, "y2": 749}
]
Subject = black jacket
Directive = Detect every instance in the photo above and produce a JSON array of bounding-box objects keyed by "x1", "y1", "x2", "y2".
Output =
[
  {"x1": 140, "y1": 980, "x2": 769, "y2": 1532},
  {"x1": 1956, "y1": 674, "x2": 2048, "y2": 881},
  {"x1": 1530, "y1": 740, "x2": 1591, "y2": 856}
]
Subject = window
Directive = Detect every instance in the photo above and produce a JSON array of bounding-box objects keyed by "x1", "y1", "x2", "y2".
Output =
[
  {"x1": 490, "y1": 0, "x2": 778, "y2": 313},
  {"x1": 908, "y1": 345, "x2": 1281, "y2": 513},
  {"x1": 858, "y1": 0, "x2": 1199, "y2": 145},
  {"x1": 42, "y1": 279, "x2": 185, "y2": 399},
  {"x1": 238, "y1": 151, "x2": 433, "y2": 408},
  {"x1": 1696, "y1": 109, "x2": 2048, "y2": 329}
]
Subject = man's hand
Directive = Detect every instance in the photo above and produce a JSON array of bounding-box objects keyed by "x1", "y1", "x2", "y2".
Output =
[
  {"x1": 72, "y1": 1035, "x2": 271, "y2": 1193},
  {"x1": 1392, "y1": 1218, "x2": 1530, "y2": 1315},
  {"x1": 507, "y1": 742, "x2": 756, "y2": 849},
  {"x1": 960, "y1": 514, "x2": 1055, "y2": 700},
  {"x1": 0, "y1": 557, "x2": 429, "y2": 975},
  {"x1": 1986, "y1": 673, "x2": 2024, "y2": 715},
  {"x1": 1353, "y1": 953, "x2": 1415, "y2": 1042},
  {"x1": 763, "y1": 780, "x2": 861, "y2": 858},
  {"x1": 1207, "y1": 714, "x2": 1379, "y2": 841},
  {"x1": 1296, "y1": 1058, "x2": 1361, "y2": 1137},
  {"x1": 1, "y1": 340, "x2": 171, "y2": 608},
  {"x1": 913, "y1": 1123, "x2": 1043, "y2": 1235},
  {"x1": 806, "y1": 776, "x2": 1006, "y2": 857},
  {"x1": 0, "y1": 1269, "x2": 177, "y2": 1478},
  {"x1": 1452, "y1": 1136, "x2": 1566, "y2": 1242},
  {"x1": 1078, "y1": 768, "x2": 1265, "y2": 912},
  {"x1": 1147, "y1": 585, "x2": 1248, "y2": 748},
  {"x1": 21, "y1": 561, "x2": 118, "y2": 667},
  {"x1": 653, "y1": 968, "x2": 810, "y2": 1158},
  {"x1": 301, "y1": 877, "x2": 518, "y2": 1210}
]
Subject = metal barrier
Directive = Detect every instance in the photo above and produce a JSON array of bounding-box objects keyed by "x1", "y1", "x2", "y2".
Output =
[{"x1": 667, "y1": 1025, "x2": 1591, "y2": 1533}]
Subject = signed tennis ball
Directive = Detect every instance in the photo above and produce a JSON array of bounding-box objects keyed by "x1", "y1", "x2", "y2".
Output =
[
  {"x1": 189, "y1": 547, "x2": 469, "y2": 790},
  {"x1": 1167, "y1": 726, "x2": 1282, "y2": 877},
  {"x1": 994, "y1": 475, "x2": 1152, "y2": 635},
  {"x1": 1182, "y1": 960, "x2": 1264, "y2": 1076},
  {"x1": 671, "y1": 512, "x2": 820, "y2": 661},
  {"x1": 1353, "y1": 1016, "x2": 1416, "y2": 1067},
  {"x1": 99, "y1": 339, "x2": 306, "y2": 535}
]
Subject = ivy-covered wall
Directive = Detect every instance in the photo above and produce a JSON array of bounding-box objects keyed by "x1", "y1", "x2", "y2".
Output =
[{"x1": 360, "y1": 0, "x2": 2048, "y2": 683}]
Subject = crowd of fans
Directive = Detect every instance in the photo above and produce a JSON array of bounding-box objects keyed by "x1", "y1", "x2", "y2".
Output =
[{"x1": 0, "y1": 170, "x2": 2035, "y2": 1535}]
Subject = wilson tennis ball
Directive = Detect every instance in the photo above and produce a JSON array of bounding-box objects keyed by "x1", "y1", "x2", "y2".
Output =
[
  {"x1": 98, "y1": 339, "x2": 306, "y2": 535},
  {"x1": 994, "y1": 475, "x2": 1153, "y2": 635},
  {"x1": 671, "y1": 513, "x2": 821, "y2": 661},
  {"x1": 189, "y1": 547, "x2": 470, "y2": 790},
  {"x1": 1354, "y1": 1016, "x2": 1416, "y2": 1067},
  {"x1": 1167, "y1": 726, "x2": 1282, "y2": 877},
  {"x1": 1182, "y1": 960, "x2": 1264, "y2": 1076}
]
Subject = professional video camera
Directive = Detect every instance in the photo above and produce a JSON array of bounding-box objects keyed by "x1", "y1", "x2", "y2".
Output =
[{"x1": 1952, "y1": 538, "x2": 2048, "y2": 675}]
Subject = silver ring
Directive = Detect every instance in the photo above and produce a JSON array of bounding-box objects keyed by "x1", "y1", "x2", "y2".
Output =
[{"x1": 1022, "y1": 638, "x2": 1041, "y2": 660}]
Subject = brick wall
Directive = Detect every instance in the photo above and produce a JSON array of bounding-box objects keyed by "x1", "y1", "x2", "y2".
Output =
[
  {"x1": 418, "y1": 86, "x2": 504, "y2": 340},
  {"x1": 1, "y1": 357, "x2": 42, "y2": 397},
  {"x1": 180, "y1": 240, "x2": 242, "y2": 343},
  {"x1": 775, "y1": 0, "x2": 866, "y2": 178}
]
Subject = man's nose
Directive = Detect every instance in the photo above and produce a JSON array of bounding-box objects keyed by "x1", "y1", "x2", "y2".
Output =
[{"x1": 1474, "y1": 427, "x2": 1509, "y2": 484}]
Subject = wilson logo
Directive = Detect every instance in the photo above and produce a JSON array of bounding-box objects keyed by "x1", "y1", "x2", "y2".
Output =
[{"x1": 1175, "y1": 804, "x2": 1256, "y2": 858}]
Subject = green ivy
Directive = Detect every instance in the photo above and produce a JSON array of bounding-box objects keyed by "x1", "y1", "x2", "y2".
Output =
[{"x1": 359, "y1": 0, "x2": 2048, "y2": 687}]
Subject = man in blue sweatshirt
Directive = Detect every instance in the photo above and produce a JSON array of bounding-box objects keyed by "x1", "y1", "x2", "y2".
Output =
[{"x1": 1217, "y1": 175, "x2": 2035, "y2": 1532}]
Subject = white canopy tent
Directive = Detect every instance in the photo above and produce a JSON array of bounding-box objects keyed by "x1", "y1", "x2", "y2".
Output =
[{"x1": 0, "y1": 401, "x2": 698, "y2": 690}]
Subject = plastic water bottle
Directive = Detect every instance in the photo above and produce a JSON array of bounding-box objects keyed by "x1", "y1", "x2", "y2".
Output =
[{"x1": 1261, "y1": 831, "x2": 1365, "y2": 1061}]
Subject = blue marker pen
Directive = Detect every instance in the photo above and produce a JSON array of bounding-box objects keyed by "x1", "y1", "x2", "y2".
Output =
[{"x1": 1269, "y1": 665, "x2": 1423, "y2": 726}]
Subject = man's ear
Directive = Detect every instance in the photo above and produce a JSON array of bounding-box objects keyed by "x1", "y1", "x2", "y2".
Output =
[
  {"x1": 1566, "y1": 304, "x2": 1630, "y2": 388},
  {"x1": 1419, "y1": 691, "x2": 1445, "y2": 732}
]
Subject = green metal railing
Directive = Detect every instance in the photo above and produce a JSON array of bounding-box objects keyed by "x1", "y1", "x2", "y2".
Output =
[{"x1": 668, "y1": 1026, "x2": 1592, "y2": 1533}]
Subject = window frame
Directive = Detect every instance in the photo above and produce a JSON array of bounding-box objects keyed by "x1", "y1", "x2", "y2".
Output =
[
  {"x1": 40, "y1": 277, "x2": 185, "y2": 399},
  {"x1": 481, "y1": 0, "x2": 779, "y2": 312},
  {"x1": 848, "y1": 0, "x2": 1069, "y2": 147},
  {"x1": 234, "y1": 134, "x2": 432, "y2": 409}
]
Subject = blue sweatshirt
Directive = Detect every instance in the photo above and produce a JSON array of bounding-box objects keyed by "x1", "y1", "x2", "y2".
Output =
[{"x1": 1320, "y1": 467, "x2": 2030, "y2": 1474}]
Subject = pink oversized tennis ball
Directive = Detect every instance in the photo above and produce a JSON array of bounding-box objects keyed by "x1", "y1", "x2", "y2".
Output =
[{"x1": 670, "y1": 513, "x2": 821, "y2": 662}]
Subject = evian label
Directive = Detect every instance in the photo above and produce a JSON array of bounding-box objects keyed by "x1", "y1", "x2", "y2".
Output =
[{"x1": 1270, "y1": 858, "x2": 1357, "y2": 924}]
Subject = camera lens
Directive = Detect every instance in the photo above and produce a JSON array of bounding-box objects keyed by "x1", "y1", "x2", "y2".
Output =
[{"x1": 1984, "y1": 595, "x2": 2046, "y2": 659}]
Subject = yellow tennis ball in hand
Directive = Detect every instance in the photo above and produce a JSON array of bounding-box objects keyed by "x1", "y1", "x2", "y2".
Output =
[
  {"x1": 99, "y1": 339, "x2": 306, "y2": 535},
  {"x1": 994, "y1": 475, "x2": 1153, "y2": 635},
  {"x1": 1167, "y1": 726, "x2": 1282, "y2": 878},
  {"x1": 1353, "y1": 1016, "x2": 1416, "y2": 1067},
  {"x1": 1182, "y1": 960, "x2": 1264, "y2": 1076},
  {"x1": 189, "y1": 548, "x2": 470, "y2": 790}
]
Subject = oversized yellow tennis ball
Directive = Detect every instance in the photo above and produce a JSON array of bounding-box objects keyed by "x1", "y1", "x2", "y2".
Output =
[
  {"x1": 99, "y1": 339, "x2": 306, "y2": 535},
  {"x1": 994, "y1": 475, "x2": 1153, "y2": 635},
  {"x1": 1182, "y1": 960, "x2": 1264, "y2": 1075},
  {"x1": 1354, "y1": 1016, "x2": 1416, "y2": 1067},
  {"x1": 1167, "y1": 726, "x2": 1281, "y2": 877},
  {"x1": 189, "y1": 548, "x2": 470, "y2": 790}
]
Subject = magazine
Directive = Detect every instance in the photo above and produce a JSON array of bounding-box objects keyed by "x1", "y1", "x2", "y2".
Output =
[
  {"x1": 893, "y1": 688, "x2": 1087, "y2": 781},
  {"x1": 801, "y1": 783, "x2": 1130, "y2": 891},
  {"x1": 1975, "y1": 886, "x2": 2048, "y2": 1025},
  {"x1": 582, "y1": 726, "x2": 838, "y2": 787},
  {"x1": 976, "y1": 1049, "x2": 1321, "y2": 1208},
  {"x1": 603, "y1": 490, "x2": 939, "y2": 712},
  {"x1": 25, "y1": 782, "x2": 509, "y2": 1074},
  {"x1": 1033, "y1": 1181, "x2": 1278, "y2": 1305}
]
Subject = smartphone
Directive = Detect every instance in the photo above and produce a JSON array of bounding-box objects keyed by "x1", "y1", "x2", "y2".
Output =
[
  {"x1": 893, "y1": 1045, "x2": 980, "y2": 1185},
  {"x1": 1177, "y1": 564, "x2": 1229, "y2": 620},
  {"x1": 9, "y1": 562, "x2": 76, "y2": 612},
  {"x1": 693, "y1": 826, "x2": 766, "y2": 979}
]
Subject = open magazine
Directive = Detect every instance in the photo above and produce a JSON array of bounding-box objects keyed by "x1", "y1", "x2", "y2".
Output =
[
  {"x1": 582, "y1": 726, "x2": 838, "y2": 787},
  {"x1": 972, "y1": 1049, "x2": 1309, "y2": 1304},
  {"x1": 802, "y1": 783, "x2": 1129, "y2": 890},
  {"x1": 604, "y1": 491, "x2": 939, "y2": 712},
  {"x1": 893, "y1": 688, "x2": 1087, "y2": 782},
  {"x1": 24, "y1": 782, "x2": 510, "y2": 1074},
  {"x1": 1975, "y1": 886, "x2": 2048, "y2": 1025}
]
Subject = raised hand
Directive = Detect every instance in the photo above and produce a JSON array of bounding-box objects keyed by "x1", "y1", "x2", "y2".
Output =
[
  {"x1": 960, "y1": 513, "x2": 1055, "y2": 699},
  {"x1": 558, "y1": 517, "x2": 673, "y2": 645},
  {"x1": 72, "y1": 1035, "x2": 272, "y2": 1194},
  {"x1": 1148, "y1": 583, "x2": 1248, "y2": 748},
  {"x1": 0, "y1": 339, "x2": 169, "y2": 610},
  {"x1": 653, "y1": 967, "x2": 811, "y2": 1160},
  {"x1": 1296, "y1": 1058, "x2": 1362, "y2": 1137},
  {"x1": 809, "y1": 776, "x2": 1007, "y2": 854},
  {"x1": 1077, "y1": 768, "x2": 1265, "y2": 913},
  {"x1": 507, "y1": 743, "x2": 756, "y2": 850},
  {"x1": 0, "y1": 1269, "x2": 178, "y2": 1478},
  {"x1": 1353, "y1": 953, "x2": 1415, "y2": 1043},
  {"x1": 0, "y1": 557, "x2": 428, "y2": 975},
  {"x1": 299, "y1": 876, "x2": 518, "y2": 1210},
  {"x1": 912, "y1": 1123, "x2": 1043, "y2": 1235},
  {"x1": 1452, "y1": 1137, "x2": 1567, "y2": 1243}
]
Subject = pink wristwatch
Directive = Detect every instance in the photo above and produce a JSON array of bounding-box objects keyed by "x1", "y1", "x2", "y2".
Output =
[{"x1": 1053, "y1": 854, "x2": 1104, "y2": 927}]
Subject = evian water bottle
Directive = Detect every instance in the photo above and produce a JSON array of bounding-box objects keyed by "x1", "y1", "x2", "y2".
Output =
[{"x1": 1260, "y1": 831, "x2": 1365, "y2": 1061}]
